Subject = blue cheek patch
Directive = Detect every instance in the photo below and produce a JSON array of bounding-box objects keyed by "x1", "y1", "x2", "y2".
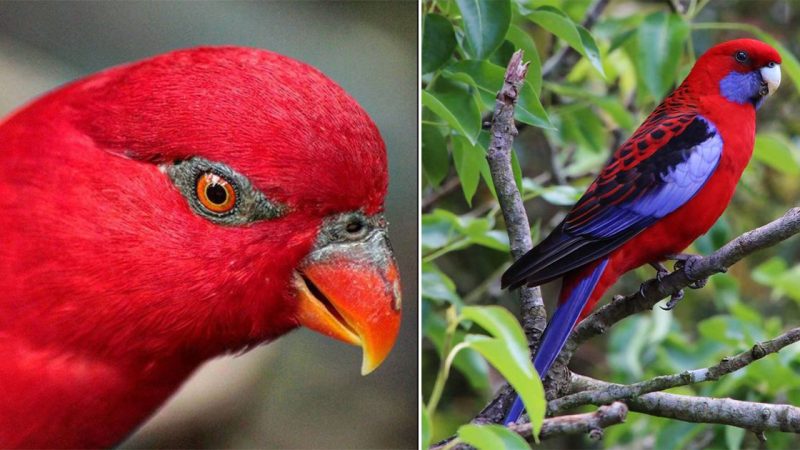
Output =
[{"x1": 720, "y1": 70, "x2": 762, "y2": 107}]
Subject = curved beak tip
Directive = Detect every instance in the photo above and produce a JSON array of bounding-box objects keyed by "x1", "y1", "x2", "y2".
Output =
[{"x1": 292, "y1": 253, "x2": 401, "y2": 375}]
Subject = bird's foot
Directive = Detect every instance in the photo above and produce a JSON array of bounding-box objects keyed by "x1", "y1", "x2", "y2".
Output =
[
  {"x1": 649, "y1": 262, "x2": 669, "y2": 282},
  {"x1": 660, "y1": 289, "x2": 685, "y2": 311},
  {"x1": 668, "y1": 254, "x2": 707, "y2": 289}
]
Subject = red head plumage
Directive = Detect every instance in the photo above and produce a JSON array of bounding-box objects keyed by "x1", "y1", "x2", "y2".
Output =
[{"x1": 0, "y1": 47, "x2": 400, "y2": 447}]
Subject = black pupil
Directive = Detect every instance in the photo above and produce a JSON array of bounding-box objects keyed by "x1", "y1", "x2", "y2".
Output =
[
  {"x1": 346, "y1": 220, "x2": 364, "y2": 233},
  {"x1": 206, "y1": 183, "x2": 228, "y2": 205},
  {"x1": 736, "y1": 51, "x2": 747, "y2": 62}
]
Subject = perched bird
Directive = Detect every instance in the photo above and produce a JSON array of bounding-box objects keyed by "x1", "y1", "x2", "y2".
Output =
[
  {"x1": 502, "y1": 39, "x2": 781, "y2": 423},
  {"x1": 0, "y1": 47, "x2": 401, "y2": 448}
]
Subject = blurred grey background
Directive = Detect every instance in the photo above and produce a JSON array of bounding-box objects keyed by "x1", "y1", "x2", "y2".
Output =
[{"x1": 0, "y1": 2, "x2": 417, "y2": 448}]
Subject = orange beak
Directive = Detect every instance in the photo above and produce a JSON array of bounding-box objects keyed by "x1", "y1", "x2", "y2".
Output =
[{"x1": 293, "y1": 231, "x2": 401, "y2": 375}]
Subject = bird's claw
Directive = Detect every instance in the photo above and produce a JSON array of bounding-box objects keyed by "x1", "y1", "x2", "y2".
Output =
[
  {"x1": 660, "y1": 289, "x2": 685, "y2": 310},
  {"x1": 688, "y1": 278, "x2": 708, "y2": 289},
  {"x1": 670, "y1": 254, "x2": 707, "y2": 289},
  {"x1": 650, "y1": 262, "x2": 669, "y2": 282}
]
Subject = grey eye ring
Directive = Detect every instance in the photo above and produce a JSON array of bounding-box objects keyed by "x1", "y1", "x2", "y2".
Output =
[{"x1": 164, "y1": 157, "x2": 287, "y2": 225}]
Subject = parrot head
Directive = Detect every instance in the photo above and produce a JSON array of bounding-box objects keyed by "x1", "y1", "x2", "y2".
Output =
[
  {"x1": 2, "y1": 47, "x2": 400, "y2": 375},
  {"x1": 689, "y1": 38, "x2": 781, "y2": 108}
]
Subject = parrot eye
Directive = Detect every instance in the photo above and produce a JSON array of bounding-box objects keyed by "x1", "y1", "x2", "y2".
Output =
[
  {"x1": 345, "y1": 218, "x2": 365, "y2": 235},
  {"x1": 196, "y1": 172, "x2": 237, "y2": 214},
  {"x1": 735, "y1": 51, "x2": 749, "y2": 63},
  {"x1": 164, "y1": 157, "x2": 287, "y2": 225}
]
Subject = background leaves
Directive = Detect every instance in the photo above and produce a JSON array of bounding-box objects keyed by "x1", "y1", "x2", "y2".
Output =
[{"x1": 423, "y1": 0, "x2": 800, "y2": 448}]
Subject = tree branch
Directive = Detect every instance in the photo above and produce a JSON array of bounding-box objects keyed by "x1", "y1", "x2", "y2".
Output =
[
  {"x1": 431, "y1": 402, "x2": 628, "y2": 449},
  {"x1": 484, "y1": 50, "x2": 547, "y2": 378},
  {"x1": 571, "y1": 375, "x2": 800, "y2": 433},
  {"x1": 469, "y1": 208, "x2": 800, "y2": 428},
  {"x1": 511, "y1": 402, "x2": 628, "y2": 441},
  {"x1": 550, "y1": 327, "x2": 800, "y2": 414}
]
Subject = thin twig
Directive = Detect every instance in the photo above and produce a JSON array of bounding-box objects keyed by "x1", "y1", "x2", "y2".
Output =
[
  {"x1": 468, "y1": 208, "x2": 800, "y2": 426},
  {"x1": 484, "y1": 50, "x2": 548, "y2": 364},
  {"x1": 467, "y1": 50, "x2": 549, "y2": 426},
  {"x1": 549, "y1": 327, "x2": 800, "y2": 414},
  {"x1": 572, "y1": 375, "x2": 800, "y2": 433},
  {"x1": 511, "y1": 402, "x2": 628, "y2": 441},
  {"x1": 430, "y1": 402, "x2": 628, "y2": 449}
]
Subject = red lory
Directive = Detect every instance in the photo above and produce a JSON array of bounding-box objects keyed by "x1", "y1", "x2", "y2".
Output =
[
  {"x1": 502, "y1": 39, "x2": 781, "y2": 423},
  {"x1": 0, "y1": 47, "x2": 401, "y2": 448}
]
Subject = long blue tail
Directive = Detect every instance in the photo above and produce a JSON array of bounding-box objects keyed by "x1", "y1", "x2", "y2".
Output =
[{"x1": 504, "y1": 258, "x2": 609, "y2": 424}]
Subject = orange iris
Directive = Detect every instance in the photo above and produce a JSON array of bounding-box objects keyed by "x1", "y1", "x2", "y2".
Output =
[{"x1": 196, "y1": 173, "x2": 236, "y2": 214}]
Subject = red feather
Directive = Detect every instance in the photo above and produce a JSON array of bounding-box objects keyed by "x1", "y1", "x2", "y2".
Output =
[
  {"x1": 0, "y1": 47, "x2": 390, "y2": 447},
  {"x1": 503, "y1": 39, "x2": 782, "y2": 424}
]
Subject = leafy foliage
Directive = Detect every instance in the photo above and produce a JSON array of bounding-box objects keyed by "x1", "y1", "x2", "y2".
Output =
[{"x1": 422, "y1": 0, "x2": 800, "y2": 448}]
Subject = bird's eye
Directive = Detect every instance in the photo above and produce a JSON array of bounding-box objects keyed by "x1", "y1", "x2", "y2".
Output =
[
  {"x1": 735, "y1": 51, "x2": 748, "y2": 63},
  {"x1": 196, "y1": 172, "x2": 237, "y2": 214},
  {"x1": 346, "y1": 218, "x2": 365, "y2": 235}
]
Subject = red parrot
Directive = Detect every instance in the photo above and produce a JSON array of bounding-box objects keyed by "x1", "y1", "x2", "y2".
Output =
[
  {"x1": 502, "y1": 39, "x2": 781, "y2": 423},
  {"x1": 0, "y1": 47, "x2": 401, "y2": 448}
]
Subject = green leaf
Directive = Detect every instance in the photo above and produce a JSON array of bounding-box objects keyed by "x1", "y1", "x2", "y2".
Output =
[
  {"x1": 452, "y1": 134, "x2": 486, "y2": 205},
  {"x1": 577, "y1": 25, "x2": 604, "y2": 78},
  {"x1": 725, "y1": 425, "x2": 745, "y2": 450},
  {"x1": 421, "y1": 403, "x2": 432, "y2": 449},
  {"x1": 422, "y1": 124, "x2": 450, "y2": 186},
  {"x1": 571, "y1": 107, "x2": 607, "y2": 153},
  {"x1": 506, "y1": 24, "x2": 543, "y2": 93},
  {"x1": 461, "y1": 306, "x2": 545, "y2": 440},
  {"x1": 544, "y1": 82, "x2": 635, "y2": 130},
  {"x1": 477, "y1": 131, "x2": 498, "y2": 199},
  {"x1": 421, "y1": 266, "x2": 463, "y2": 306},
  {"x1": 540, "y1": 185, "x2": 582, "y2": 206},
  {"x1": 444, "y1": 60, "x2": 551, "y2": 129},
  {"x1": 654, "y1": 421, "x2": 705, "y2": 450},
  {"x1": 489, "y1": 40, "x2": 516, "y2": 67},
  {"x1": 422, "y1": 80, "x2": 482, "y2": 144},
  {"x1": 423, "y1": 14, "x2": 457, "y2": 74},
  {"x1": 752, "y1": 257, "x2": 800, "y2": 303},
  {"x1": 455, "y1": 0, "x2": 511, "y2": 59},
  {"x1": 752, "y1": 256, "x2": 788, "y2": 285},
  {"x1": 458, "y1": 424, "x2": 529, "y2": 450},
  {"x1": 754, "y1": 133, "x2": 800, "y2": 175},
  {"x1": 698, "y1": 316, "x2": 745, "y2": 346},
  {"x1": 421, "y1": 209, "x2": 462, "y2": 252},
  {"x1": 511, "y1": 150, "x2": 524, "y2": 192},
  {"x1": 469, "y1": 230, "x2": 510, "y2": 251},
  {"x1": 609, "y1": 315, "x2": 650, "y2": 378},
  {"x1": 422, "y1": 300, "x2": 489, "y2": 391},
  {"x1": 636, "y1": 12, "x2": 689, "y2": 99},
  {"x1": 526, "y1": 6, "x2": 605, "y2": 77}
]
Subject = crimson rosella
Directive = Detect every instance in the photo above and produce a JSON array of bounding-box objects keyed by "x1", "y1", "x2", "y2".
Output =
[
  {"x1": 502, "y1": 39, "x2": 781, "y2": 423},
  {"x1": 0, "y1": 47, "x2": 401, "y2": 448}
]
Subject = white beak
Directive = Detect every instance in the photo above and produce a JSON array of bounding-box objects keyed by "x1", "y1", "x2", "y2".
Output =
[{"x1": 760, "y1": 63, "x2": 781, "y2": 96}]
